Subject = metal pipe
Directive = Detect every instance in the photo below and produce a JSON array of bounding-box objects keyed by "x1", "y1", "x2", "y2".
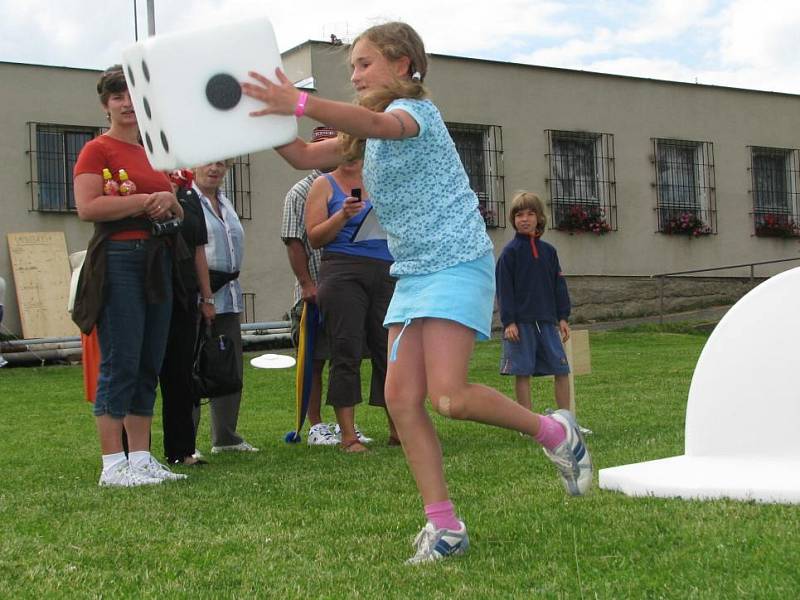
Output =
[
  {"x1": 3, "y1": 336, "x2": 80, "y2": 348},
  {"x1": 241, "y1": 321, "x2": 290, "y2": 332},
  {"x1": 2, "y1": 342, "x2": 82, "y2": 353},
  {"x1": 2, "y1": 347, "x2": 83, "y2": 365}
]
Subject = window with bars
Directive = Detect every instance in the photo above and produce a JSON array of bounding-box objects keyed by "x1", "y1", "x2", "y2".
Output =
[
  {"x1": 27, "y1": 122, "x2": 102, "y2": 212},
  {"x1": 749, "y1": 146, "x2": 800, "y2": 238},
  {"x1": 653, "y1": 138, "x2": 716, "y2": 235},
  {"x1": 446, "y1": 123, "x2": 505, "y2": 228},
  {"x1": 221, "y1": 154, "x2": 252, "y2": 220},
  {"x1": 545, "y1": 130, "x2": 616, "y2": 234}
]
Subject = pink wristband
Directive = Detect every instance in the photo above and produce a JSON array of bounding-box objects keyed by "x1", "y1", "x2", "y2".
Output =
[{"x1": 294, "y1": 92, "x2": 309, "y2": 117}]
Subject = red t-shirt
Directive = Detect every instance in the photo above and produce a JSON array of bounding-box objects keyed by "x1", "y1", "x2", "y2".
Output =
[
  {"x1": 74, "y1": 134, "x2": 171, "y2": 239},
  {"x1": 74, "y1": 134, "x2": 171, "y2": 193}
]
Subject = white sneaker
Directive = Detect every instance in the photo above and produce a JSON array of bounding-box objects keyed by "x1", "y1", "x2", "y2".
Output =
[
  {"x1": 99, "y1": 461, "x2": 161, "y2": 487},
  {"x1": 211, "y1": 440, "x2": 260, "y2": 453},
  {"x1": 134, "y1": 457, "x2": 188, "y2": 481},
  {"x1": 407, "y1": 521, "x2": 470, "y2": 564},
  {"x1": 542, "y1": 409, "x2": 593, "y2": 496},
  {"x1": 307, "y1": 423, "x2": 339, "y2": 446},
  {"x1": 333, "y1": 423, "x2": 373, "y2": 444}
]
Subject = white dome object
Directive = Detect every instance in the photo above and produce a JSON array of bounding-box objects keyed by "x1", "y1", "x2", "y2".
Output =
[{"x1": 600, "y1": 266, "x2": 800, "y2": 503}]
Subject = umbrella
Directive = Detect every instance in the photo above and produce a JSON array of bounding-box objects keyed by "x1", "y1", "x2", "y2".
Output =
[{"x1": 284, "y1": 301, "x2": 319, "y2": 443}]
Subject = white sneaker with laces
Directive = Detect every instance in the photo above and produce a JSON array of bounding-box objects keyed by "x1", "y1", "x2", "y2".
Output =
[
  {"x1": 99, "y1": 461, "x2": 162, "y2": 487},
  {"x1": 333, "y1": 423, "x2": 373, "y2": 444},
  {"x1": 407, "y1": 521, "x2": 470, "y2": 564},
  {"x1": 307, "y1": 423, "x2": 339, "y2": 446},
  {"x1": 134, "y1": 457, "x2": 188, "y2": 481},
  {"x1": 211, "y1": 440, "x2": 260, "y2": 453},
  {"x1": 542, "y1": 409, "x2": 593, "y2": 496}
]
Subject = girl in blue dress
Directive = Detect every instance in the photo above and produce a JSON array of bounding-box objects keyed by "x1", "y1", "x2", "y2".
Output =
[{"x1": 243, "y1": 21, "x2": 592, "y2": 564}]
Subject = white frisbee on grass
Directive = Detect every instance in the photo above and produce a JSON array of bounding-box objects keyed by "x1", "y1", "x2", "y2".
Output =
[{"x1": 250, "y1": 354, "x2": 296, "y2": 369}]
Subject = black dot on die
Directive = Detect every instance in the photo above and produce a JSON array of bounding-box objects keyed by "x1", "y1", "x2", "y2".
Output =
[
  {"x1": 160, "y1": 131, "x2": 169, "y2": 153},
  {"x1": 144, "y1": 132, "x2": 153, "y2": 154},
  {"x1": 143, "y1": 97, "x2": 151, "y2": 119},
  {"x1": 205, "y1": 73, "x2": 241, "y2": 110},
  {"x1": 141, "y1": 60, "x2": 150, "y2": 82},
  {"x1": 126, "y1": 65, "x2": 136, "y2": 87}
]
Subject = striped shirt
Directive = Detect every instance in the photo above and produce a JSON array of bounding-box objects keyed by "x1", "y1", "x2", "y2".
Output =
[
  {"x1": 280, "y1": 171, "x2": 322, "y2": 306},
  {"x1": 195, "y1": 182, "x2": 244, "y2": 315}
]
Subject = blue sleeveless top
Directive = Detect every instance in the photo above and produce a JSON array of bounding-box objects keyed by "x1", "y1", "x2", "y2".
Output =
[{"x1": 322, "y1": 174, "x2": 393, "y2": 262}]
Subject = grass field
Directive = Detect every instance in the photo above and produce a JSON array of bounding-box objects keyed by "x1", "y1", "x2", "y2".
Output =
[{"x1": 0, "y1": 329, "x2": 797, "y2": 598}]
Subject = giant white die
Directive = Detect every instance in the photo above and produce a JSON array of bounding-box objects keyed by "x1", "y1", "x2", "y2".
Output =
[{"x1": 121, "y1": 16, "x2": 297, "y2": 170}]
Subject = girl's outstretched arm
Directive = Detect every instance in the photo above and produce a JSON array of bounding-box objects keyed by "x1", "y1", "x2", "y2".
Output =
[
  {"x1": 274, "y1": 137, "x2": 342, "y2": 171},
  {"x1": 241, "y1": 69, "x2": 419, "y2": 142}
]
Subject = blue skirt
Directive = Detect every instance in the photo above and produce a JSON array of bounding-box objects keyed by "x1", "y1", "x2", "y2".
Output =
[{"x1": 384, "y1": 252, "x2": 495, "y2": 340}]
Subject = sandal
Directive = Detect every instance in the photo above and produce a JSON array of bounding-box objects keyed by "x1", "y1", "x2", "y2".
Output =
[{"x1": 340, "y1": 438, "x2": 368, "y2": 453}]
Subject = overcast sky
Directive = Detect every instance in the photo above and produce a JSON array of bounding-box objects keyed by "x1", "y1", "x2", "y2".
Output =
[{"x1": 0, "y1": 0, "x2": 797, "y2": 94}]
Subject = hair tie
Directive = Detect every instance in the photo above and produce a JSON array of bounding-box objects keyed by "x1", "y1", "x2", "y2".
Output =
[{"x1": 411, "y1": 71, "x2": 422, "y2": 82}]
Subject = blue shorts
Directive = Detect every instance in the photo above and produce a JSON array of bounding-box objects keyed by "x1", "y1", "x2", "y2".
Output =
[
  {"x1": 384, "y1": 252, "x2": 495, "y2": 340},
  {"x1": 500, "y1": 321, "x2": 570, "y2": 377}
]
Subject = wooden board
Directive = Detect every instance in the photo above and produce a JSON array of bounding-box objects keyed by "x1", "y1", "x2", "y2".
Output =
[{"x1": 7, "y1": 232, "x2": 78, "y2": 339}]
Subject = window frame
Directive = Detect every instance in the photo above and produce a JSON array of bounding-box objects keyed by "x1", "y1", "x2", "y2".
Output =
[
  {"x1": 749, "y1": 146, "x2": 800, "y2": 238},
  {"x1": 652, "y1": 138, "x2": 717, "y2": 235},
  {"x1": 446, "y1": 122, "x2": 506, "y2": 228},
  {"x1": 27, "y1": 122, "x2": 104, "y2": 213},
  {"x1": 545, "y1": 129, "x2": 617, "y2": 234},
  {"x1": 220, "y1": 154, "x2": 252, "y2": 220}
]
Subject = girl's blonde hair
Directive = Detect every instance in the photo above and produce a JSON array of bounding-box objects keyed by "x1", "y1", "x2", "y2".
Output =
[
  {"x1": 341, "y1": 22, "x2": 428, "y2": 161},
  {"x1": 509, "y1": 191, "x2": 547, "y2": 235}
]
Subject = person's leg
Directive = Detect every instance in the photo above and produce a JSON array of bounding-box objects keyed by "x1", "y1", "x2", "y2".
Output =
[
  {"x1": 318, "y1": 258, "x2": 368, "y2": 448},
  {"x1": 209, "y1": 312, "x2": 246, "y2": 448},
  {"x1": 422, "y1": 318, "x2": 592, "y2": 497},
  {"x1": 515, "y1": 376, "x2": 532, "y2": 410},
  {"x1": 161, "y1": 301, "x2": 201, "y2": 462},
  {"x1": 365, "y1": 261, "x2": 397, "y2": 438},
  {"x1": 96, "y1": 414, "x2": 125, "y2": 454},
  {"x1": 384, "y1": 321, "x2": 447, "y2": 504},
  {"x1": 554, "y1": 374, "x2": 570, "y2": 411},
  {"x1": 422, "y1": 319, "x2": 542, "y2": 435}
]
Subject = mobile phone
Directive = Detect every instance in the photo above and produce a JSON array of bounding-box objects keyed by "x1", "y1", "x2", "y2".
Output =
[{"x1": 350, "y1": 188, "x2": 362, "y2": 200}]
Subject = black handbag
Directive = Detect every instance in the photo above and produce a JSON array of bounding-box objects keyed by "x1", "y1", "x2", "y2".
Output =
[
  {"x1": 208, "y1": 269, "x2": 240, "y2": 293},
  {"x1": 192, "y1": 324, "x2": 242, "y2": 398}
]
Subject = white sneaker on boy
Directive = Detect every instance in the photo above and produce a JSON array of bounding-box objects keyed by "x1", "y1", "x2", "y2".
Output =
[{"x1": 307, "y1": 422, "x2": 339, "y2": 446}]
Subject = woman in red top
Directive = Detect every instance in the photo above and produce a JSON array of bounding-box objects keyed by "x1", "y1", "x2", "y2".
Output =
[{"x1": 73, "y1": 65, "x2": 186, "y2": 487}]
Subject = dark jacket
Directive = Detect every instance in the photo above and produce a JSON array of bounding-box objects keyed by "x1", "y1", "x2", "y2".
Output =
[
  {"x1": 495, "y1": 233, "x2": 570, "y2": 327},
  {"x1": 71, "y1": 217, "x2": 189, "y2": 334}
]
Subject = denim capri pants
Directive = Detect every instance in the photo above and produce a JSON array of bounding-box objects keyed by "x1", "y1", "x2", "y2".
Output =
[
  {"x1": 384, "y1": 252, "x2": 495, "y2": 358},
  {"x1": 93, "y1": 239, "x2": 172, "y2": 418}
]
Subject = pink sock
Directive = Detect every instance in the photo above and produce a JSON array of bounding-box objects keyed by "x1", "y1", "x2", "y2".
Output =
[
  {"x1": 424, "y1": 500, "x2": 461, "y2": 531},
  {"x1": 535, "y1": 415, "x2": 567, "y2": 450}
]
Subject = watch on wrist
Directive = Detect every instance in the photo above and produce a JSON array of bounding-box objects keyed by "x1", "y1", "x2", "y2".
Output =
[{"x1": 200, "y1": 297, "x2": 215, "y2": 305}]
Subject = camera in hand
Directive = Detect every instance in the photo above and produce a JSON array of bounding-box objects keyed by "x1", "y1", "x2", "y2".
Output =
[
  {"x1": 151, "y1": 217, "x2": 183, "y2": 237},
  {"x1": 351, "y1": 188, "x2": 361, "y2": 200}
]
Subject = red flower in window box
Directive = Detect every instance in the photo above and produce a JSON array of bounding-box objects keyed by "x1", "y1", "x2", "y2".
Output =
[
  {"x1": 663, "y1": 211, "x2": 712, "y2": 237},
  {"x1": 755, "y1": 213, "x2": 797, "y2": 238},
  {"x1": 556, "y1": 204, "x2": 611, "y2": 235}
]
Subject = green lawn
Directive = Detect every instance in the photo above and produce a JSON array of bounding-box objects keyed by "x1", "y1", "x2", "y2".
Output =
[{"x1": 0, "y1": 330, "x2": 797, "y2": 598}]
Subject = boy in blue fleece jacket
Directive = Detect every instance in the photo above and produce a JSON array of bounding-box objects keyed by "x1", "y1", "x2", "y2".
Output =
[{"x1": 496, "y1": 191, "x2": 571, "y2": 412}]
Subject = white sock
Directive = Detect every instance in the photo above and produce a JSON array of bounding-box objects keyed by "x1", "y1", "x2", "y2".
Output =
[
  {"x1": 102, "y1": 452, "x2": 127, "y2": 472},
  {"x1": 128, "y1": 450, "x2": 152, "y2": 468}
]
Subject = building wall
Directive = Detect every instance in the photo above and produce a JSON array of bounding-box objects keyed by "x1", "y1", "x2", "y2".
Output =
[{"x1": 2, "y1": 46, "x2": 799, "y2": 336}]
